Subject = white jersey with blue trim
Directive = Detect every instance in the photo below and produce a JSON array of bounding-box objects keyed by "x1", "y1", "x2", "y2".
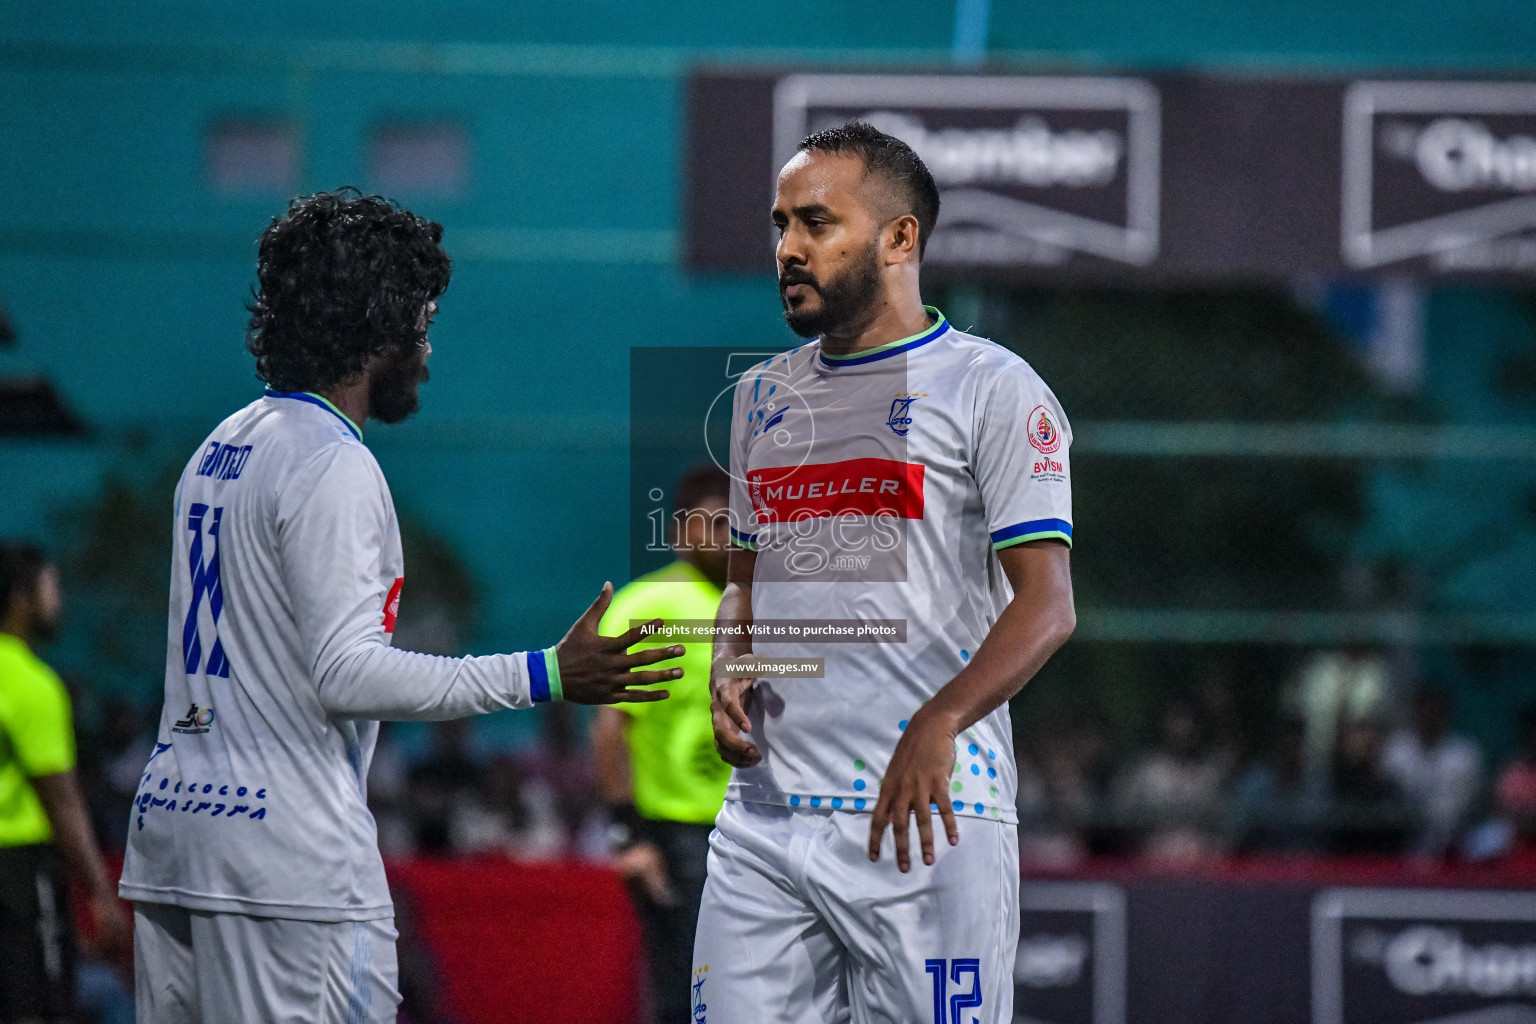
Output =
[
  {"x1": 120, "y1": 391, "x2": 556, "y2": 922},
  {"x1": 726, "y1": 309, "x2": 1073, "y2": 824}
]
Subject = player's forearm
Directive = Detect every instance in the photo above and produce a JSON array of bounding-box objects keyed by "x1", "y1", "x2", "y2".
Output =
[
  {"x1": 592, "y1": 708, "x2": 633, "y2": 804},
  {"x1": 317, "y1": 642, "x2": 548, "y2": 720},
  {"x1": 920, "y1": 549, "x2": 1075, "y2": 736},
  {"x1": 713, "y1": 581, "x2": 755, "y2": 664},
  {"x1": 32, "y1": 772, "x2": 116, "y2": 900},
  {"x1": 712, "y1": 547, "x2": 757, "y2": 665}
]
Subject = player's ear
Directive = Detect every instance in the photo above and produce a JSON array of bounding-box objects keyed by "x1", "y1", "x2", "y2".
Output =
[{"x1": 886, "y1": 213, "x2": 920, "y2": 265}]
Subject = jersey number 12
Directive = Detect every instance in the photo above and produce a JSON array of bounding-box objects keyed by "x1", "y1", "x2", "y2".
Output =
[{"x1": 926, "y1": 958, "x2": 982, "y2": 1024}]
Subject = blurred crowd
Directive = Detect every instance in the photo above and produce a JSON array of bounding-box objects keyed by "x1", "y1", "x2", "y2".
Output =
[
  {"x1": 1015, "y1": 652, "x2": 1536, "y2": 870},
  {"x1": 63, "y1": 653, "x2": 1536, "y2": 880}
]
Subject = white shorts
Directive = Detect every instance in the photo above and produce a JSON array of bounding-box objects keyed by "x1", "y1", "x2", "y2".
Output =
[
  {"x1": 692, "y1": 800, "x2": 1019, "y2": 1024},
  {"x1": 132, "y1": 902, "x2": 400, "y2": 1024}
]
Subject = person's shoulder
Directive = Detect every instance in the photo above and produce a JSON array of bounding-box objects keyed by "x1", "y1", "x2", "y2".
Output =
[
  {"x1": 259, "y1": 395, "x2": 368, "y2": 457},
  {"x1": 604, "y1": 561, "x2": 712, "y2": 631},
  {"x1": 938, "y1": 326, "x2": 1043, "y2": 386},
  {"x1": 0, "y1": 637, "x2": 67, "y2": 707},
  {"x1": 735, "y1": 345, "x2": 818, "y2": 394},
  {"x1": 609, "y1": 561, "x2": 692, "y2": 610}
]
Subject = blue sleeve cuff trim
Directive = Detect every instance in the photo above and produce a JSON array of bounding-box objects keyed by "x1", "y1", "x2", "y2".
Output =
[
  {"x1": 528, "y1": 649, "x2": 561, "y2": 703},
  {"x1": 991, "y1": 518, "x2": 1073, "y2": 549},
  {"x1": 730, "y1": 526, "x2": 758, "y2": 550}
]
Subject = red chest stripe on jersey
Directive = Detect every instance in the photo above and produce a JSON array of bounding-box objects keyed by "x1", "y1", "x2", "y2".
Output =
[
  {"x1": 382, "y1": 577, "x2": 404, "y2": 633},
  {"x1": 748, "y1": 458, "x2": 925, "y2": 521}
]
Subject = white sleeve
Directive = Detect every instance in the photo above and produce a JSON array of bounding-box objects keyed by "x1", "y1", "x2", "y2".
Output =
[
  {"x1": 973, "y1": 361, "x2": 1074, "y2": 550},
  {"x1": 276, "y1": 442, "x2": 556, "y2": 720},
  {"x1": 728, "y1": 371, "x2": 759, "y2": 550}
]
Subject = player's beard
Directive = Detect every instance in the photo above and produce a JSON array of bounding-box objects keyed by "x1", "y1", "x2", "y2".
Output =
[
  {"x1": 370, "y1": 344, "x2": 429, "y2": 424},
  {"x1": 780, "y1": 238, "x2": 883, "y2": 340}
]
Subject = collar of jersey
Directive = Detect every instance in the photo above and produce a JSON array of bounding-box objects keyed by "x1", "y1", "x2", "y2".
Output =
[
  {"x1": 817, "y1": 307, "x2": 949, "y2": 369},
  {"x1": 265, "y1": 390, "x2": 363, "y2": 441}
]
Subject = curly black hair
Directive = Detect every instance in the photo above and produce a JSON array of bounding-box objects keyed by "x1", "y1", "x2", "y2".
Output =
[
  {"x1": 246, "y1": 188, "x2": 451, "y2": 393},
  {"x1": 798, "y1": 120, "x2": 940, "y2": 259}
]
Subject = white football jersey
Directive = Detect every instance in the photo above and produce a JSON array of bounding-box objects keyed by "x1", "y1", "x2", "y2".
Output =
[
  {"x1": 119, "y1": 392, "x2": 557, "y2": 921},
  {"x1": 727, "y1": 309, "x2": 1072, "y2": 824}
]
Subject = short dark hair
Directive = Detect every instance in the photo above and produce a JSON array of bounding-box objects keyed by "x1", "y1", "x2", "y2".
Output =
[
  {"x1": 798, "y1": 120, "x2": 941, "y2": 259},
  {"x1": 0, "y1": 542, "x2": 47, "y2": 621},
  {"x1": 674, "y1": 464, "x2": 730, "y2": 516},
  {"x1": 246, "y1": 188, "x2": 451, "y2": 394}
]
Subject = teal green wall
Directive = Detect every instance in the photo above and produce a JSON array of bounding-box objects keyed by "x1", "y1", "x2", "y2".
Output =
[{"x1": 1, "y1": 2, "x2": 1533, "y2": 696}]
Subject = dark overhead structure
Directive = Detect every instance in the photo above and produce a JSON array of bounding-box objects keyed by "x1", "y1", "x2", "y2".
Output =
[
  {"x1": 0, "y1": 378, "x2": 87, "y2": 437},
  {"x1": 686, "y1": 71, "x2": 1536, "y2": 283},
  {"x1": 0, "y1": 294, "x2": 86, "y2": 436}
]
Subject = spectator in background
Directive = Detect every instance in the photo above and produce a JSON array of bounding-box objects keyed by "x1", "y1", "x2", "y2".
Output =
[
  {"x1": 1114, "y1": 699, "x2": 1228, "y2": 864},
  {"x1": 1327, "y1": 713, "x2": 1411, "y2": 855},
  {"x1": 1382, "y1": 685, "x2": 1482, "y2": 858},
  {"x1": 1292, "y1": 646, "x2": 1391, "y2": 783},
  {"x1": 405, "y1": 718, "x2": 485, "y2": 855},
  {"x1": 0, "y1": 543, "x2": 130, "y2": 1024},
  {"x1": 1494, "y1": 704, "x2": 1536, "y2": 851},
  {"x1": 454, "y1": 754, "x2": 565, "y2": 860},
  {"x1": 1015, "y1": 721, "x2": 1101, "y2": 868},
  {"x1": 592, "y1": 465, "x2": 731, "y2": 1024},
  {"x1": 1227, "y1": 716, "x2": 1327, "y2": 854},
  {"x1": 520, "y1": 702, "x2": 604, "y2": 856},
  {"x1": 84, "y1": 697, "x2": 154, "y2": 854}
]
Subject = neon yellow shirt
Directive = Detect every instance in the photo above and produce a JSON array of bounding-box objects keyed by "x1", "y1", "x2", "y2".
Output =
[
  {"x1": 0, "y1": 633, "x2": 75, "y2": 847},
  {"x1": 599, "y1": 560, "x2": 729, "y2": 824}
]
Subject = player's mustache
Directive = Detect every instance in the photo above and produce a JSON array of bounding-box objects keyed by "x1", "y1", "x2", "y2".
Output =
[{"x1": 778, "y1": 268, "x2": 819, "y2": 293}]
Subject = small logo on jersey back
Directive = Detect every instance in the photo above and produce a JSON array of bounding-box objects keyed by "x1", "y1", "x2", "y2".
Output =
[
  {"x1": 887, "y1": 393, "x2": 924, "y2": 436},
  {"x1": 1028, "y1": 405, "x2": 1062, "y2": 454},
  {"x1": 692, "y1": 966, "x2": 709, "y2": 1023},
  {"x1": 382, "y1": 577, "x2": 404, "y2": 634},
  {"x1": 171, "y1": 704, "x2": 216, "y2": 734}
]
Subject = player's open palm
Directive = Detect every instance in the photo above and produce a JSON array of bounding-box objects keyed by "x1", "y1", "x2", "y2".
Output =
[
  {"x1": 555, "y1": 583, "x2": 685, "y2": 705},
  {"x1": 868, "y1": 708, "x2": 961, "y2": 872},
  {"x1": 710, "y1": 673, "x2": 760, "y2": 768}
]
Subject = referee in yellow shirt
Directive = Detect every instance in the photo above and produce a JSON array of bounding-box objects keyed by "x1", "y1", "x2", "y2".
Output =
[
  {"x1": 0, "y1": 543, "x2": 128, "y2": 1023},
  {"x1": 593, "y1": 466, "x2": 731, "y2": 1024}
]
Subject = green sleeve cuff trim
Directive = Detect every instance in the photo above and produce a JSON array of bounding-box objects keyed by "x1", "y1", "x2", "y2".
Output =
[
  {"x1": 729, "y1": 537, "x2": 758, "y2": 550},
  {"x1": 543, "y1": 646, "x2": 563, "y2": 701},
  {"x1": 994, "y1": 530, "x2": 1073, "y2": 550}
]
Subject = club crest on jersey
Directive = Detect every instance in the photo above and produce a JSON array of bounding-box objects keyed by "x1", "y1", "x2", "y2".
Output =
[
  {"x1": 1028, "y1": 405, "x2": 1062, "y2": 455},
  {"x1": 887, "y1": 393, "x2": 924, "y2": 436}
]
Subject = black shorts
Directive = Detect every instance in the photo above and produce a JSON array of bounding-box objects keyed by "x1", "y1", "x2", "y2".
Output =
[{"x1": 0, "y1": 843, "x2": 76, "y2": 1023}]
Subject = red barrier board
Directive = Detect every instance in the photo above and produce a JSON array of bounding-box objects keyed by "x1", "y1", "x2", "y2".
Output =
[{"x1": 389, "y1": 857, "x2": 643, "y2": 1024}]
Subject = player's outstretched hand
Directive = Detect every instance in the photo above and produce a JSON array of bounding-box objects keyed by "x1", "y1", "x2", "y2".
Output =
[
  {"x1": 710, "y1": 673, "x2": 760, "y2": 768},
  {"x1": 555, "y1": 583, "x2": 685, "y2": 705},
  {"x1": 868, "y1": 707, "x2": 961, "y2": 872}
]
